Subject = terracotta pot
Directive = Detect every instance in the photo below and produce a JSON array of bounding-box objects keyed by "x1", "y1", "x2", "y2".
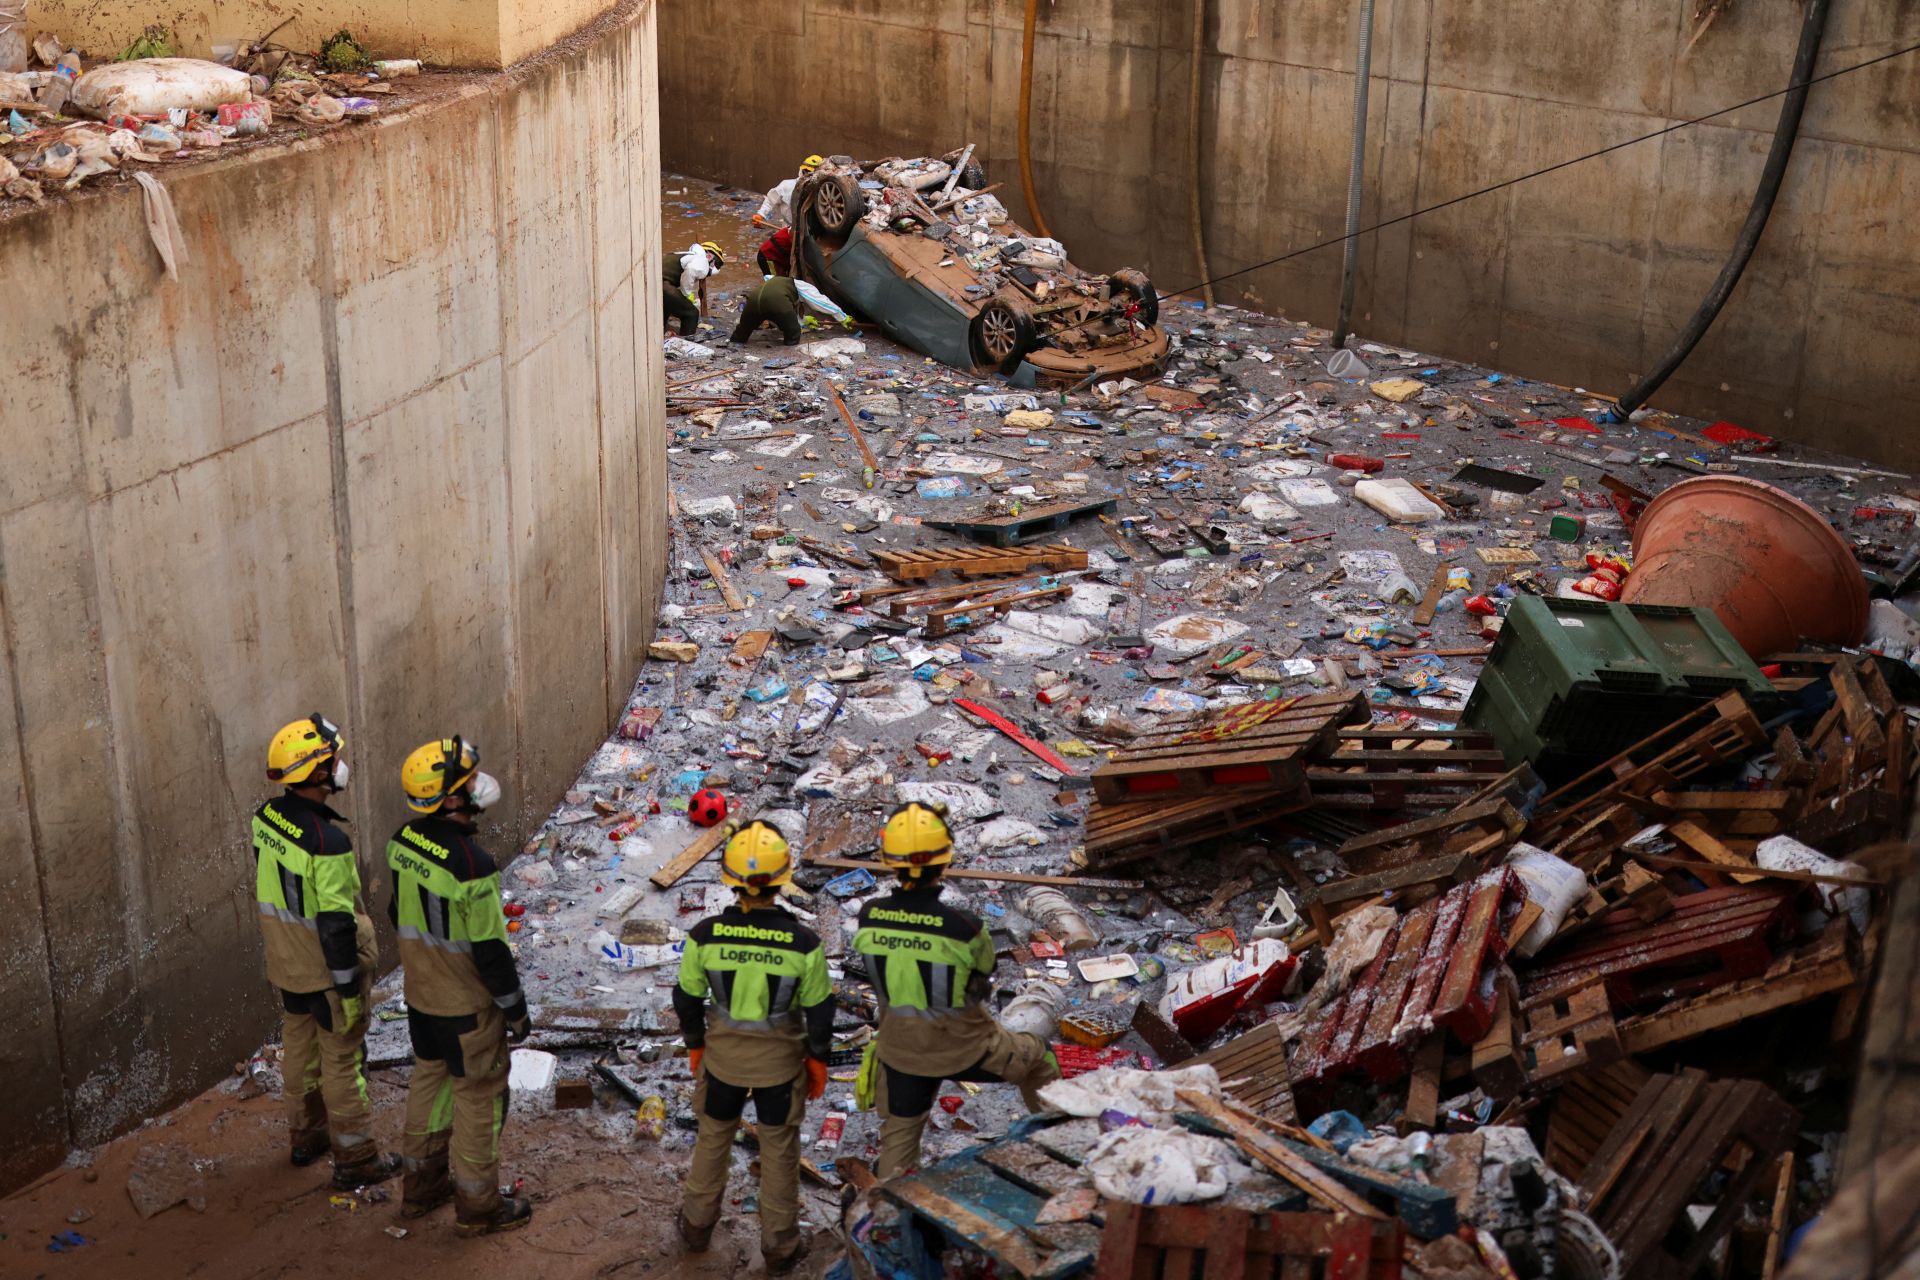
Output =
[{"x1": 1622, "y1": 475, "x2": 1866, "y2": 657}]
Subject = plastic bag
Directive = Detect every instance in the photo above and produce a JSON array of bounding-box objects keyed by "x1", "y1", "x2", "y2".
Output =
[
  {"x1": 1039, "y1": 1064, "x2": 1223, "y2": 1124},
  {"x1": 1507, "y1": 843, "x2": 1589, "y2": 957},
  {"x1": 72, "y1": 58, "x2": 252, "y2": 117},
  {"x1": 1081, "y1": 1128, "x2": 1234, "y2": 1204}
]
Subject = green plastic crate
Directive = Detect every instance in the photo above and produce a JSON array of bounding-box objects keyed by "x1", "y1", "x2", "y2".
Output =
[{"x1": 1463, "y1": 596, "x2": 1770, "y2": 768}]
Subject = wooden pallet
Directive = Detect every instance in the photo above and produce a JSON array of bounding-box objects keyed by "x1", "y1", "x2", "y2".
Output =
[
  {"x1": 922, "y1": 494, "x2": 1121, "y2": 547},
  {"x1": 1096, "y1": 1203, "x2": 1402, "y2": 1280},
  {"x1": 1293, "y1": 870, "x2": 1522, "y2": 1089},
  {"x1": 1615, "y1": 921, "x2": 1857, "y2": 1055},
  {"x1": 880, "y1": 1126, "x2": 1105, "y2": 1279},
  {"x1": 1091, "y1": 691, "x2": 1368, "y2": 805},
  {"x1": 1185, "y1": 1021, "x2": 1299, "y2": 1125},
  {"x1": 1543, "y1": 1058, "x2": 1654, "y2": 1181},
  {"x1": 1529, "y1": 692, "x2": 1768, "y2": 862},
  {"x1": 1579, "y1": 1071, "x2": 1798, "y2": 1279},
  {"x1": 1520, "y1": 885, "x2": 1795, "y2": 1010},
  {"x1": 1334, "y1": 795, "x2": 1527, "y2": 876},
  {"x1": 1518, "y1": 978, "x2": 1620, "y2": 1085},
  {"x1": 871, "y1": 541, "x2": 1089, "y2": 582},
  {"x1": 1305, "y1": 728, "x2": 1509, "y2": 813},
  {"x1": 1082, "y1": 783, "x2": 1314, "y2": 867},
  {"x1": 877, "y1": 574, "x2": 1078, "y2": 638}
]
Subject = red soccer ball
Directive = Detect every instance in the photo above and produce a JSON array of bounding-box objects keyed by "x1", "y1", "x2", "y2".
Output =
[{"x1": 688, "y1": 788, "x2": 728, "y2": 827}]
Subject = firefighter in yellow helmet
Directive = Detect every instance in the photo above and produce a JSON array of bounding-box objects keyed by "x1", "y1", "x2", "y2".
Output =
[
  {"x1": 672, "y1": 818, "x2": 833, "y2": 1272},
  {"x1": 385, "y1": 737, "x2": 532, "y2": 1236},
  {"x1": 251, "y1": 714, "x2": 400, "y2": 1188},
  {"x1": 665, "y1": 240, "x2": 727, "y2": 337},
  {"x1": 753, "y1": 154, "x2": 826, "y2": 229},
  {"x1": 851, "y1": 802, "x2": 1062, "y2": 1177}
]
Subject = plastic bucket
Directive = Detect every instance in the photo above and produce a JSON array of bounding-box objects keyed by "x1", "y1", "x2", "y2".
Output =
[{"x1": 1622, "y1": 476, "x2": 1866, "y2": 658}]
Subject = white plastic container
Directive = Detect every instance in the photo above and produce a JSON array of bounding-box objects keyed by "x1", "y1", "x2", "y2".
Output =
[{"x1": 1353, "y1": 477, "x2": 1445, "y2": 523}]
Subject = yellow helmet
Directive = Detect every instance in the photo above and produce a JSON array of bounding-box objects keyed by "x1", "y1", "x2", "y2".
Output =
[
  {"x1": 266, "y1": 713, "x2": 344, "y2": 786},
  {"x1": 799, "y1": 154, "x2": 824, "y2": 174},
  {"x1": 721, "y1": 819, "x2": 792, "y2": 892},
  {"x1": 699, "y1": 240, "x2": 726, "y2": 267},
  {"x1": 400, "y1": 736, "x2": 481, "y2": 815},
  {"x1": 880, "y1": 801, "x2": 953, "y2": 870}
]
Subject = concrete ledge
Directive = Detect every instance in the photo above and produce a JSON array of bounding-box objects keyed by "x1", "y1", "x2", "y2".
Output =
[
  {"x1": 26, "y1": 0, "x2": 618, "y2": 69},
  {"x1": 0, "y1": 0, "x2": 665, "y2": 1194}
]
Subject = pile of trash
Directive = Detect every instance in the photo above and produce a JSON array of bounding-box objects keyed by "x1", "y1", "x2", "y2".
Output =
[
  {"x1": 1, "y1": 23, "x2": 420, "y2": 206},
  {"x1": 306, "y1": 171, "x2": 1920, "y2": 1279}
]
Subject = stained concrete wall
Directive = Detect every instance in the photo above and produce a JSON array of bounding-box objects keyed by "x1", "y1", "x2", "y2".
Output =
[
  {"x1": 0, "y1": 0, "x2": 665, "y2": 1194},
  {"x1": 28, "y1": 0, "x2": 613, "y2": 67},
  {"x1": 659, "y1": 0, "x2": 1920, "y2": 469}
]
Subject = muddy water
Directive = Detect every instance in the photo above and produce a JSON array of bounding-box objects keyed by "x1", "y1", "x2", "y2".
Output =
[{"x1": 660, "y1": 173, "x2": 783, "y2": 316}]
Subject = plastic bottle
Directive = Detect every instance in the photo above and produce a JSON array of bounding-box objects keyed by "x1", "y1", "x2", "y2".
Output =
[
  {"x1": 634, "y1": 1095, "x2": 666, "y2": 1140},
  {"x1": 1018, "y1": 888, "x2": 1098, "y2": 952}
]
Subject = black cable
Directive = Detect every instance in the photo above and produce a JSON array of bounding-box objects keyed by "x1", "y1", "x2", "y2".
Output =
[
  {"x1": 1161, "y1": 37, "x2": 1920, "y2": 301},
  {"x1": 1613, "y1": 0, "x2": 1829, "y2": 417}
]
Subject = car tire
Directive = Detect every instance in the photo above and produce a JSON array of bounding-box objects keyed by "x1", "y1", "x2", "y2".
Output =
[
  {"x1": 808, "y1": 175, "x2": 867, "y2": 239},
  {"x1": 1110, "y1": 269, "x2": 1160, "y2": 327},
  {"x1": 969, "y1": 300, "x2": 1037, "y2": 370}
]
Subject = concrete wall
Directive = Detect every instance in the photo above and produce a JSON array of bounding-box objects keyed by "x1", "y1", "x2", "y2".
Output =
[
  {"x1": 0, "y1": 0, "x2": 665, "y2": 1194},
  {"x1": 659, "y1": 0, "x2": 1920, "y2": 469},
  {"x1": 29, "y1": 0, "x2": 613, "y2": 67}
]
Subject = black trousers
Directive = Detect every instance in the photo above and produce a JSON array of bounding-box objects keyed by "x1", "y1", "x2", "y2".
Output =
[{"x1": 663, "y1": 286, "x2": 701, "y2": 336}]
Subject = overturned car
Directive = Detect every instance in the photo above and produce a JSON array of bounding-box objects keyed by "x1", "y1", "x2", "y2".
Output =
[{"x1": 791, "y1": 151, "x2": 1168, "y2": 386}]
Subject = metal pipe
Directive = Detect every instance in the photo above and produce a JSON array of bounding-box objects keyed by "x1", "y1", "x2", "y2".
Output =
[
  {"x1": 1612, "y1": 0, "x2": 1831, "y2": 418},
  {"x1": 1331, "y1": 0, "x2": 1376, "y2": 350},
  {"x1": 1188, "y1": 0, "x2": 1215, "y2": 307},
  {"x1": 1018, "y1": 0, "x2": 1053, "y2": 239}
]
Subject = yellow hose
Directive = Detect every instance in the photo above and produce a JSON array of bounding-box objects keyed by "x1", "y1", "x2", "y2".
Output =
[{"x1": 1018, "y1": 0, "x2": 1053, "y2": 239}]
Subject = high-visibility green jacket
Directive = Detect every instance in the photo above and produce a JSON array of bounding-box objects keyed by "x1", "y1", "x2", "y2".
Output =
[
  {"x1": 385, "y1": 817, "x2": 524, "y2": 1019},
  {"x1": 251, "y1": 791, "x2": 366, "y2": 996},
  {"x1": 673, "y1": 904, "x2": 833, "y2": 1087},
  {"x1": 852, "y1": 885, "x2": 1000, "y2": 1076}
]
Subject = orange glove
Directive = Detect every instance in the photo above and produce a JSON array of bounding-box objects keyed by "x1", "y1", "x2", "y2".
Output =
[
  {"x1": 688, "y1": 1047, "x2": 704, "y2": 1079},
  {"x1": 804, "y1": 1058, "x2": 828, "y2": 1100}
]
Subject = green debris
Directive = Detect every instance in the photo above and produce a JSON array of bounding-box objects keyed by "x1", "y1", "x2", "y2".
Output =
[
  {"x1": 318, "y1": 29, "x2": 371, "y2": 72},
  {"x1": 117, "y1": 25, "x2": 175, "y2": 61}
]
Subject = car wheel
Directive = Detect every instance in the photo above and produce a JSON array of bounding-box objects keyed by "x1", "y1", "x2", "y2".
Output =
[
  {"x1": 808, "y1": 175, "x2": 867, "y2": 239},
  {"x1": 1110, "y1": 269, "x2": 1160, "y2": 327},
  {"x1": 969, "y1": 300, "x2": 1036, "y2": 369}
]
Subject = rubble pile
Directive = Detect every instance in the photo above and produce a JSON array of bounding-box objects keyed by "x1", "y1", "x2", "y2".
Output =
[
  {"x1": 1, "y1": 25, "x2": 422, "y2": 207},
  {"x1": 364, "y1": 175, "x2": 1918, "y2": 1277}
]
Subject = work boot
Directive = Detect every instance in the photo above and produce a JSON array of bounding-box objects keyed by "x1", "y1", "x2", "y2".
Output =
[
  {"x1": 679, "y1": 1212, "x2": 715, "y2": 1252},
  {"x1": 331, "y1": 1151, "x2": 403, "y2": 1191},
  {"x1": 765, "y1": 1234, "x2": 810, "y2": 1276},
  {"x1": 400, "y1": 1158, "x2": 454, "y2": 1219},
  {"x1": 455, "y1": 1194, "x2": 534, "y2": 1239},
  {"x1": 782, "y1": 334, "x2": 801, "y2": 346},
  {"x1": 289, "y1": 1135, "x2": 331, "y2": 1168}
]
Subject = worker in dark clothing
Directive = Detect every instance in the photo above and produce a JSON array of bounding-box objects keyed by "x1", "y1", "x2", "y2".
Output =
[
  {"x1": 664, "y1": 241, "x2": 725, "y2": 337},
  {"x1": 852, "y1": 802, "x2": 1060, "y2": 1178},
  {"x1": 755, "y1": 226, "x2": 794, "y2": 277},
  {"x1": 386, "y1": 737, "x2": 533, "y2": 1237},
  {"x1": 252, "y1": 714, "x2": 400, "y2": 1189},
  {"x1": 730, "y1": 275, "x2": 856, "y2": 347},
  {"x1": 672, "y1": 819, "x2": 832, "y2": 1273}
]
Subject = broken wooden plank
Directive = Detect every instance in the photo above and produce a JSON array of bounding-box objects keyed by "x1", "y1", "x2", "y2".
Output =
[
  {"x1": 698, "y1": 547, "x2": 745, "y2": 611},
  {"x1": 649, "y1": 822, "x2": 733, "y2": 889}
]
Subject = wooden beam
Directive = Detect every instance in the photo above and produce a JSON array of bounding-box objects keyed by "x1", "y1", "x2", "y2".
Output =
[{"x1": 650, "y1": 823, "x2": 732, "y2": 889}]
